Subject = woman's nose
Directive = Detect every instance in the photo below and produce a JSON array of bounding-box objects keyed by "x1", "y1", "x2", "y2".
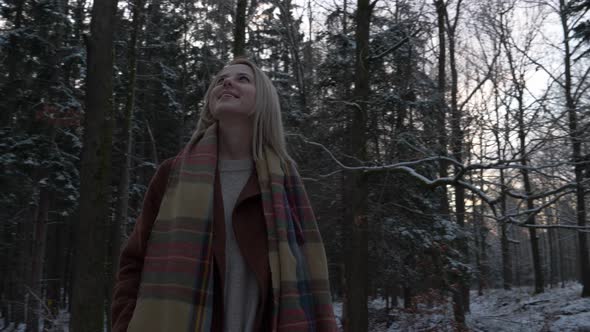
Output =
[{"x1": 223, "y1": 77, "x2": 233, "y2": 87}]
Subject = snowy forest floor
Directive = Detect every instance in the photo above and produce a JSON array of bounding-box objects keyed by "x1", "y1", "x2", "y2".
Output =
[
  {"x1": 1, "y1": 283, "x2": 589, "y2": 331},
  {"x1": 334, "y1": 282, "x2": 590, "y2": 331}
]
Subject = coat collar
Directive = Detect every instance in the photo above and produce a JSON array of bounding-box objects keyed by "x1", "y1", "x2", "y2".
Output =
[{"x1": 235, "y1": 168, "x2": 261, "y2": 206}]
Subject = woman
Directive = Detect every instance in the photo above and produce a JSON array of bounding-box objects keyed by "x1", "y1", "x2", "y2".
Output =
[{"x1": 112, "y1": 58, "x2": 338, "y2": 331}]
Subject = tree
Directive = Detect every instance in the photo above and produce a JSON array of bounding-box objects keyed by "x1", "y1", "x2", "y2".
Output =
[
  {"x1": 433, "y1": 0, "x2": 451, "y2": 219},
  {"x1": 476, "y1": 0, "x2": 514, "y2": 289},
  {"x1": 497, "y1": 4, "x2": 545, "y2": 294},
  {"x1": 70, "y1": 0, "x2": 117, "y2": 330},
  {"x1": 343, "y1": 0, "x2": 374, "y2": 331},
  {"x1": 558, "y1": 0, "x2": 590, "y2": 297},
  {"x1": 107, "y1": 0, "x2": 145, "y2": 330},
  {"x1": 234, "y1": 0, "x2": 248, "y2": 56}
]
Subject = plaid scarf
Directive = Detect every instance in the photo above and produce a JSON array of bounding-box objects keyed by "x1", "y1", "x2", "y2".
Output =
[{"x1": 127, "y1": 124, "x2": 338, "y2": 331}]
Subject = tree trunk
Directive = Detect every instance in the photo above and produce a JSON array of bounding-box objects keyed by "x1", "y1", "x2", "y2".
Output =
[
  {"x1": 491, "y1": 40, "x2": 512, "y2": 289},
  {"x1": 391, "y1": 286, "x2": 398, "y2": 307},
  {"x1": 12, "y1": 210, "x2": 33, "y2": 326},
  {"x1": 26, "y1": 185, "x2": 50, "y2": 332},
  {"x1": 0, "y1": 220, "x2": 10, "y2": 322},
  {"x1": 544, "y1": 204, "x2": 557, "y2": 288},
  {"x1": 70, "y1": 0, "x2": 117, "y2": 330},
  {"x1": 500, "y1": 17, "x2": 544, "y2": 293},
  {"x1": 500, "y1": 204, "x2": 511, "y2": 290},
  {"x1": 445, "y1": 0, "x2": 470, "y2": 318},
  {"x1": 514, "y1": 237, "x2": 521, "y2": 287},
  {"x1": 481, "y1": 227, "x2": 488, "y2": 291},
  {"x1": 548, "y1": 227, "x2": 557, "y2": 287},
  {"x1": 557, "y1": 227, "x2": 566, "y2": 287},
  {"x1": 403, "y1": 286, "x2": 412, "y2": 309},
  {"x1": 106, "y1": 1, "x2": 144, "y2": 331},
  {"x1": 559, "y1": 0, "x2": 590, "y2": 297},
  {"x1": 64, "y1": 222, "x2": 75, "y2": 311},
  {"x1": 475, "y1": 220, "x2": 482, "y2": 296},
  {"x1": 433, "y1": 0, "x2": 450, "y2": 218},
  {"x1": 45, "y1": 217, "x2": 64, "y2": 330},
  {"x1": 343, "y1": 0, "x2": 372, "y2": 331},
  {"x1": 475, "y1": 199, "x2": 487, "y2": 296},
  {"x1": 275, "y1": 0, "x2": 307, "y2": 112},
  {"x1": 539, "y1": 232, "x2": 550, "y2": 287},
  {"x1": 233, "y1": 0, "x2": 247, "y2": 57},
  {"x1": 500, "y1": 219, "x2": 512, "y2": 290},
  {"x1": 520, "y1": 120, "x2": 544, "y2": 294}
]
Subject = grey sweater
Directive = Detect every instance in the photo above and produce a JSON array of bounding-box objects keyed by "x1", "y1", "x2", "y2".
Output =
[{"x1": 219, "y1": 159, "x2": 259, "y2": 332}]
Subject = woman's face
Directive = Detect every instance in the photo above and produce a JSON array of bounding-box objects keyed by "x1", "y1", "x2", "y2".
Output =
[{"x1": 209, "y1": 64, "x2": 256, "y2": 121}]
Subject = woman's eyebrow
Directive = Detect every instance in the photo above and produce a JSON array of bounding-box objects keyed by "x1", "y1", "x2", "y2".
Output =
[{"x1": 218, "y1": 72, "x2": 253, "y2": 79}]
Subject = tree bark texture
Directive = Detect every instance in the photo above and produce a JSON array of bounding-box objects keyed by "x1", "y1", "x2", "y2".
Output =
[
  {"x1": 106, "y1": 1, "x2": 144, "y2": 331},
  {"x1": 70, "y1": 0, "x2": 117, "y2": 330},
  {"x1": 445, "y1": 0, "x2": 470, "y2": 317},
  {"x1": 518, "y1": 100, "x2": 544, "y2": 295},
  {"x1": 559, "y1": 0, "x2": 590, "y2": 297},
  {"x1": 343, "y1": 0, "x2": 373, "y2": 331},
  {"x1": 433, "y1": 0, "x2": 450, "y2": 218},
  {"x1": 233, "y1": 0, "x2": 248, "y2": 57},
  {"x1": 499, "y1": 16, "x2": 544, "y2": 294}
]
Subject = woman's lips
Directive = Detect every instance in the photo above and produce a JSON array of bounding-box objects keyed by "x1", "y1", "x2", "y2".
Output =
[{"x1": 219, "y1": 91, "x2": 239, "y2": 99}]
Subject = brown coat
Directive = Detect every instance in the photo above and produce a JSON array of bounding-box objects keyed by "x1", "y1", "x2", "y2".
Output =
[{"x1": 112, "y1": 158, "x2": 272, "y2": 332}]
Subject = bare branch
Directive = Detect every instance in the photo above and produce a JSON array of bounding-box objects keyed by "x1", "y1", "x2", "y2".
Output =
[
  {"x1": 458, "y1": 50, "x2": 501, "y2": 112},
  {"x1": 290, "y1": 134, "x2": 589, "y2": 231},
  {"x1": 511, "y1": 41, "x2": 565, "y2": 89},
  {"x1": 369, "y1": 0, "x2": 379, "y2": 10},
  {"x1": 506, "y1": 182, "x2": 579, "y2": 200},
  {"x1": 518, "y1": 224, "x2": 590, "y2": 231},
  {"x1": 325, "y1": 98, "x2": 362, "y2": 111}
]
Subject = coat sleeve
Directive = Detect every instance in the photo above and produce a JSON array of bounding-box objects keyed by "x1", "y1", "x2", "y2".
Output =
[{"x1": 111, "y1": 158, "x2": 174, "y2": 332}]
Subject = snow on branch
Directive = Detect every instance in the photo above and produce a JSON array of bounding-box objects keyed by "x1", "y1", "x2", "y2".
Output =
[
  {"x1": 290, "y1": 134, "x2": 590, "y2": 231},
  {"x1": 506, "y1": 181, "x2": 586, "y2": 201},
  {"x1": 368, "y1": 28, "x2": 423, "y2": 60}
]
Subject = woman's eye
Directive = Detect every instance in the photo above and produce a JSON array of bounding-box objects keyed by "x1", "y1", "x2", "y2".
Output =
[
  {"x1": 239, "y1": 76, "x2": 250, "y2": 82},
  {"x1": 216, "y1": 78, "x2": 224, "y2": 85}
]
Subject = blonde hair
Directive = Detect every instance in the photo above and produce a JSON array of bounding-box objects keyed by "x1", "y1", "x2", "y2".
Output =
[{"x1": 191, "y1": 58, "x2": 292, "y2": 164}]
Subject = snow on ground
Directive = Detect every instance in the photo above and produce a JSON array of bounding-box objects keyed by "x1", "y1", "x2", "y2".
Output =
[
  {"x1": 0, "y1": 309, "x2": 68, "y2": 332},
  {"x1": 468, "y1": 283, "x2": 590, "y2": 332},
  {"x1": 378, "y1": 295, "x2": 457, "y2": 331},
  {"x1": 0, "y1": 322, "x2": 25, "y2": 332},
  {"x1": 3, "y1": 284, "x2": 589, "y2": 331},
  {"x1": 334, "y1": 282, "x2": 590, "y2": 331}
]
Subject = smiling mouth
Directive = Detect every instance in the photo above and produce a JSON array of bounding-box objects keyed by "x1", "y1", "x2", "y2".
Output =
[{"x1": 219, "y1": 93, "x2": 238, "y2": 99}]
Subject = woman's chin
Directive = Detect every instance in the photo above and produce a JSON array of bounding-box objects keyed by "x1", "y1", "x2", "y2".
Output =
[
  {"x1": 214, "y1": 111, "x2": 253, "y2": 125},
  {"x1": 213, "y1": 107, "x2": 253, "y2": 119}
]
